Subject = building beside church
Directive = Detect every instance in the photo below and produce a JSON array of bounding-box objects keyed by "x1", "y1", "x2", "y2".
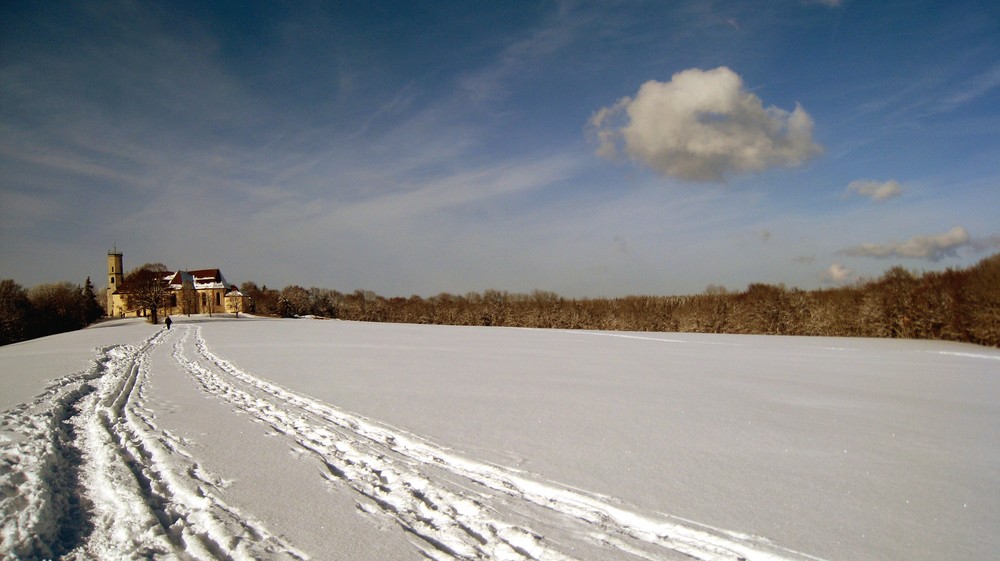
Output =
[{"x1": 106, "y1": 249, "x2": 248, "y2": 318}]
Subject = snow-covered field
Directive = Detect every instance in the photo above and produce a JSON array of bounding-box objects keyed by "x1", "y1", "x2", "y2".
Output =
[{"x1": 2, "y1": 316, "x2": 999, "y2": 561}]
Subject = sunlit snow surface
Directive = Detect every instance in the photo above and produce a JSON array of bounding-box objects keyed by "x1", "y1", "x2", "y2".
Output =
[{"x1": 2, "y1": 316, "x2": 998, "y2": 560}]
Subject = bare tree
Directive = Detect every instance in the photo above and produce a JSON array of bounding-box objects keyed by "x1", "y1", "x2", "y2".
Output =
[
  {"x1": 124, "y1": 263, "x2": 170, "y2": 324},
  {"x1": 181, "y1": 280, "x2": 197, "y2": 316},
  {"x1": 965, "y1": 253, "x2": 1000, "y2": 347},
  {"x1": 279, "y1": 285, "x2": 310, "y2": 317},
  {"x1": 0, "y1": 279, "x2": 32, "y2": 345},
  {"x1": 28, "y1": 282, "x2": 86, "y2": 334},
  {"x1": 227, "y1": 288, "x2": 243, "y2": 318}
]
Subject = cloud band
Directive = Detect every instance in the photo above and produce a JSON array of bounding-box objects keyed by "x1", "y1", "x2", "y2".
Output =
[{"x1": 840, "y1": 226, "x2": 971, "y2": 261}]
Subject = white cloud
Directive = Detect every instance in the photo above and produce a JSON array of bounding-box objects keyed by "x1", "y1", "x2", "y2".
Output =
[
  {"x1": 822, "y1": 263, "x2": 854, "y2": 284},
  {"x1": 589, "y1": 67, "x2": 821, "y2": 182},
  {"x1": 840, "y1": 226, "x2": 971, "y2": 261},
  {"x1": 845, "y1": 179, "x2": 902, "y2": 201}
]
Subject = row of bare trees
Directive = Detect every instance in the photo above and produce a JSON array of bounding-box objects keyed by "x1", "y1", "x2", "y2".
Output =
[
  {"x1": 3, "y1": 253, "x2": 997, "y2": 347},
  {"x1": 0, "y1": 278, "x2": 103, "y2": 345},
  {"x1": 238, "y1": 253, "x2": 999, "y2": 347}
]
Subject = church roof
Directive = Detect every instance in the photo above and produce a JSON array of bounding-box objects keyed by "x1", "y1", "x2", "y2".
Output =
[
  {"x1": 132, "y1": 268, "x2": 232, "y2": 292},
  {"x1": 189, "y1": 269, "x2": 229, "y2": 290}
]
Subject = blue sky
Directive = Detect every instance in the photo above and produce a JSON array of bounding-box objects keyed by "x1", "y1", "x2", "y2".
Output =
[{"x1": 2, "y1": 0, "x2": 999, "y2": 297}]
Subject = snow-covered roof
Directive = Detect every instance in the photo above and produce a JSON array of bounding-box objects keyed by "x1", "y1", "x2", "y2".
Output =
[
  {"x1": 163, "y1": 268, "x2": 231, "y2": 291},
  {"x1": 164, "y1": 270, "x2": 192, "y2": 290}
]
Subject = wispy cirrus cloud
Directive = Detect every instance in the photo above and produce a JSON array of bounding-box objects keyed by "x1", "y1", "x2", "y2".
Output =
[
  {"x1": 589, "y1": 67, "x2": 821, "y2": 182},
  {"x1": 942, "y1": 63, "x2": 1000, "y2": 108},
  {"x1": 458, "y1": 4, "x2": 592, "y2": 107}
]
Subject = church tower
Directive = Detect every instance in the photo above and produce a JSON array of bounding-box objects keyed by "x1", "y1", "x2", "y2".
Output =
[{"x1": 107, "y1": 248, "x2": 124, "y2": 316}]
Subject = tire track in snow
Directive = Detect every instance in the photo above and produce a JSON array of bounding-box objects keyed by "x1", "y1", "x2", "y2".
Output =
[{"x1": 177, "y1": 325, "x2": 827, "y2": 561}]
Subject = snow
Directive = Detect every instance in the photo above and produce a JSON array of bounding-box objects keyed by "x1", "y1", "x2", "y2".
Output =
[{"x1": 2, "y1": 317, "x2": 999, "y2": 560}]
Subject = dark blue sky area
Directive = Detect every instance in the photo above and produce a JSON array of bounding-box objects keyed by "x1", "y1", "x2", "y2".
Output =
[{"x1": 2, "y1": 1, "x2": 998, "y2": 296}]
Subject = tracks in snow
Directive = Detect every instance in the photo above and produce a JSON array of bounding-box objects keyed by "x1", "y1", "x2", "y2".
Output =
[
  {"x1": 174, "y1": 325, "x2": 826, "y2": 561},
  {"x1": 1, "y1": 330, "x2": 306, "y2": 561},
  {"x1": 0, "y1": 350, "x2": 106, "y2": 558},
  {"x1": 175, "y1": 326, "x2": 567, "y2": 561},
  {"x1": 2, "y1": 324, "x2": 827, "y2": 561}
]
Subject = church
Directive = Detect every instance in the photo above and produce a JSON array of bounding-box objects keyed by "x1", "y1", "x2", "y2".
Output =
[{"x1": 106, "y1": 249, "x2": 248, "y2": 318}]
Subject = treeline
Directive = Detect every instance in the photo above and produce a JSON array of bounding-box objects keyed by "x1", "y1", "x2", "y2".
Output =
[
  {"x1": 240, "y1": 253, "x2": 1000, "y2": 347},
  {"x1": 3, "y1": 254, "x2": 997, "y2": 347},
  {"x1": 0, "y1": 278, "x2": 103, "y2": 345}
]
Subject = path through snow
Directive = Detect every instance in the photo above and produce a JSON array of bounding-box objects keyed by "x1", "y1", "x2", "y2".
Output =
[
  {"x1": 2, "y1": 323, "x2": 829, "y2": 560},
  {"x1": 1, "y1": 328, "x2": 306, "y2": 560}
]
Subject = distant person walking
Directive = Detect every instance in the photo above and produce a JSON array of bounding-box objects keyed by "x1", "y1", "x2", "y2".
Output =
[{"x1": 165, "y1": 316, "x2": 172, "y2": 330}]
